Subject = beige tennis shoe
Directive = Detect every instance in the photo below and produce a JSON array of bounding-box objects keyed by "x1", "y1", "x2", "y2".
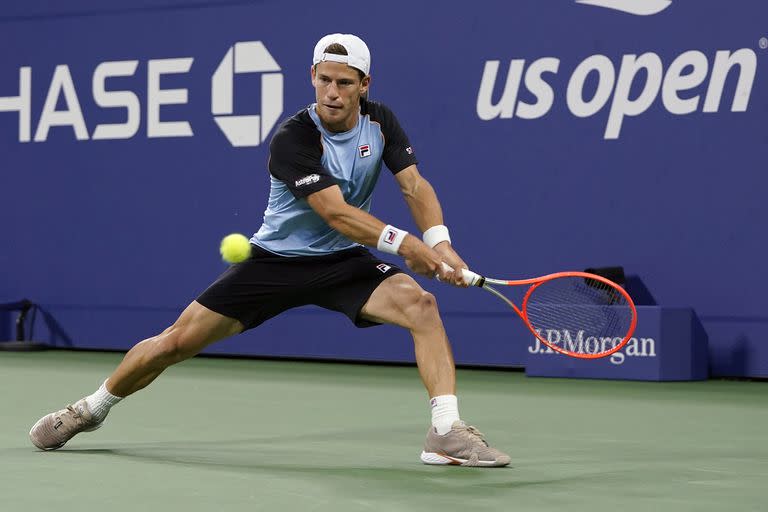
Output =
[
  {"x1": 29, "y1": 399, "x2": 103, "y2": 450},
  {"x1": 421, "y1": 420, "x2": 511, "y2": 467}
]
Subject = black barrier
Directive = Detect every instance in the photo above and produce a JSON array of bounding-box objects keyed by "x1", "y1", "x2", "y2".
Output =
[{"x1": 0, "y1": 299, "x2": 47, "y2": 351}]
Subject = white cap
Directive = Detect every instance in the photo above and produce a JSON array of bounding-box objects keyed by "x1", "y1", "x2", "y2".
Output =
[{"x1": 312, "y1": 33, "x2": 371, "y2": 76}]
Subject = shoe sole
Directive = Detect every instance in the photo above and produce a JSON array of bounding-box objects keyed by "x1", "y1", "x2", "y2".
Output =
[{"x1": 420, "y1": 451, "x2": 509, "y2": 467}]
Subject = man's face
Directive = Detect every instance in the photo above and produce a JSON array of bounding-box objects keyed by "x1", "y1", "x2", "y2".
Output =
[{"x1": 311, "y1": 61, "x2": 370, "y2": 132}]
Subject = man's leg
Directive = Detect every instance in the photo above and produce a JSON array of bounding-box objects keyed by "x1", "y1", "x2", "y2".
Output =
[
  {"x1": 106, "y1": 301, "x2": 243, "y2": 397},
  {"x1": 360, "y1": 273, "x2": 455, "y2": 398},
  {"x1": 360, "y1": 273, "x2": 510, "y2": 467},
  {"x1": 29, "y1": 301, "x2": 242, "y2": 450}
]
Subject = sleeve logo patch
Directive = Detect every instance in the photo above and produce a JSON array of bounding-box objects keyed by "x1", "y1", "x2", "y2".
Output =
[
  {"x1": 294, "y1": 174, "x2": 320, "y2": 187},
  {"x1": 358, "y1": 144, "x2": 371, "y2": 158},
  {"x1": 376, "y1": 263, "x2": 391, "y2": 273},
  {"x1": 405, "y1": 146, "x2": 413, "y2": 155}
]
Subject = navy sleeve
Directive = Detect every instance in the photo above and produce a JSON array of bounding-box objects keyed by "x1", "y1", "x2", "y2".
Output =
[
  {"x1": 268, "y1": 111, "x2": 336, "y2": 199},
  {"x1": 364, "y1": 100, "x2": 418, "y2": 174}
]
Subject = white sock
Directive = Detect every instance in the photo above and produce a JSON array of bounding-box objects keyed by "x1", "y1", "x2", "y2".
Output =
[
  {"x1": 430, "y1": 395, "x2": 460, "y2": 435},
  {"x1": 84, "y1": 380, "x2": 123, "y2": 422}
]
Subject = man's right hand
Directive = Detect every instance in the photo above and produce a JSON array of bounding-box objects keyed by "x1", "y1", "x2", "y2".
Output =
[{"x1": 398, "y1": 235, "x2": 464, "y2": 286}]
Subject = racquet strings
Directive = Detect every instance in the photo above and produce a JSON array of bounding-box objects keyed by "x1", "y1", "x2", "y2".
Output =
[{"x1": 524, "y1": 276, "x2": 633, "y2": 356}]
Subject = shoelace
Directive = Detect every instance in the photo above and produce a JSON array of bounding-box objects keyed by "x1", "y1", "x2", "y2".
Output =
[
  {"x1": 63, "y1": 404, "x2": 85, "y2": 425},
  {"x1": 455, "y1": 424, "x2": 489, "y2": 447}
]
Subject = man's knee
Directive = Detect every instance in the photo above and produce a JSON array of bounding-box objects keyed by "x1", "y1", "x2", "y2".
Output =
[
  {"x1": 148, "y1": 325, "x2": 201, "y2": 367},
  {"x1": 145, "y1": 302, "x2": 242, "y2": 367},
  {"x1": 400, "y1": 284, "x2": 440, "y2": 328}
]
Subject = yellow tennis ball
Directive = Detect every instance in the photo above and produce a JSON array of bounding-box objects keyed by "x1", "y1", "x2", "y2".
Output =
[{"x1": 219, "y1": 233, "x2": 251, "y2": 264}]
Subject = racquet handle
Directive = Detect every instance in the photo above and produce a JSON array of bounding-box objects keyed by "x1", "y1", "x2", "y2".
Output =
[{"x1": 440, "y1": 262, "x2": 483, "y2": 286}]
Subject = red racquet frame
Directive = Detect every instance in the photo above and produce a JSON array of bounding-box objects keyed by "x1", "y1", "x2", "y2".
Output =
[{"x1": 460, "y1": 269, "x2": 638, "y2": 359}]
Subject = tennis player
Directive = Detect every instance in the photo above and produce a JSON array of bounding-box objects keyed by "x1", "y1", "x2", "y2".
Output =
[{"x1": 29, "y1": 33, "x2": 510, "y2": 467}]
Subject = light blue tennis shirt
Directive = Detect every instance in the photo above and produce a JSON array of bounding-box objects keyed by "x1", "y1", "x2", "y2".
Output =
[{"x1": 252, "y1": 99, "x2": 417, "y2": 256}]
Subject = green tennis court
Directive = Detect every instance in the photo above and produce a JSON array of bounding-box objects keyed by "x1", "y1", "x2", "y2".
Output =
[{"x1": 2, "y1": 351, "x2": 766, "y2": 511}]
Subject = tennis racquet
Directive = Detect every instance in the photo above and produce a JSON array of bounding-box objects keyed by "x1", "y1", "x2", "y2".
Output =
[{"x1": 445, "y1": 264, "x2": 637, "y2": 359}]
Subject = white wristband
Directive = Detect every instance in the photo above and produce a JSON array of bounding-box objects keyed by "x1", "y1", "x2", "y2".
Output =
[
  {"x1": 422, "y1": 225, "x2": 451, "y2": 248},
  {"x1": 377, "y1": 225, "x2": 408, "y2": 255}
]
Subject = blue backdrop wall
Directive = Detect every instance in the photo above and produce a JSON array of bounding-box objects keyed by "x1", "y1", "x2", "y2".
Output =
[{"x1": 1, "y1": 0, "x2": 766, "y2": 376}]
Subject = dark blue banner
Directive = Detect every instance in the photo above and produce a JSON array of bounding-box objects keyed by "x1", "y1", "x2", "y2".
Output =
[{"x1": 1, "y1": 0, "x2": 766, "y2": 376}]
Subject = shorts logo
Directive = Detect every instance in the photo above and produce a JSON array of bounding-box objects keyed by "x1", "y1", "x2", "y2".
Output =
[
  {"x1": 294, "y1": 174, "x2": 320, "y2": 187},
  {"x1": 376, "y1": 263, "x2": 391, "y2": 273},
  {"x1": 358, "y1": 144, "x2": 371, "y2": 158}
]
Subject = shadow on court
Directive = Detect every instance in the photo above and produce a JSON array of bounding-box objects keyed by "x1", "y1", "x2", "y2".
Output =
[
  {"x1": 51, "y1": 446, "x2": 592, "y2": 489},
  {"x1": 24, "y1": 439, "x2": 623, "y2": 493}
]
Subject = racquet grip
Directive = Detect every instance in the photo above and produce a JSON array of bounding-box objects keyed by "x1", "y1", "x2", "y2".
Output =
[{"x1": 440, "y1": 262, "x2": 482, "y2": 286}]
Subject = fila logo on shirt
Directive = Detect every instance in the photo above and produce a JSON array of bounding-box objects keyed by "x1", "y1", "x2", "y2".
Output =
[
  {"x1": 376, "y1": 263, "x2": 391, "y2": 273},
  {"x1": 358, "y1": 144, "x2": 371, "y2": 158}
]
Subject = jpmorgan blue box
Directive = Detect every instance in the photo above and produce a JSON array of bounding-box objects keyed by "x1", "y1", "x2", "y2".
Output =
[{"x1": 525, "y1": 307, "x2": 708, "y2": 381}]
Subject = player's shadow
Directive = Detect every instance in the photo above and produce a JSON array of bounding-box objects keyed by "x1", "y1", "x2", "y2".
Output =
[
  {"x1": 58, "y1": 447, "x2": 517, "y2": 497},
  {"x1": 55, "y1": 444, "x2": 621, "y2": 491},
  {"x1": 49, "y1": 427, "x2": 614, "y2": 491}
]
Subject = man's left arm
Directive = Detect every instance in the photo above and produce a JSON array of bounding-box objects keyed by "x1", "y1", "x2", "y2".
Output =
[{"x1": 395, "y1": 165, "x2": 470, "y2": 287}]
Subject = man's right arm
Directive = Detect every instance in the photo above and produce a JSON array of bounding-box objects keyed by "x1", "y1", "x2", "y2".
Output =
[{"x1": 306, "y1": 186, "x2": 450, "y2": 280}]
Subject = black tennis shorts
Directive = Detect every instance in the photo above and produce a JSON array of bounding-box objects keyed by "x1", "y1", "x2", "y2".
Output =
[{"x1": 196, "y1": 244, "x2": 404, "y2": 330}]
